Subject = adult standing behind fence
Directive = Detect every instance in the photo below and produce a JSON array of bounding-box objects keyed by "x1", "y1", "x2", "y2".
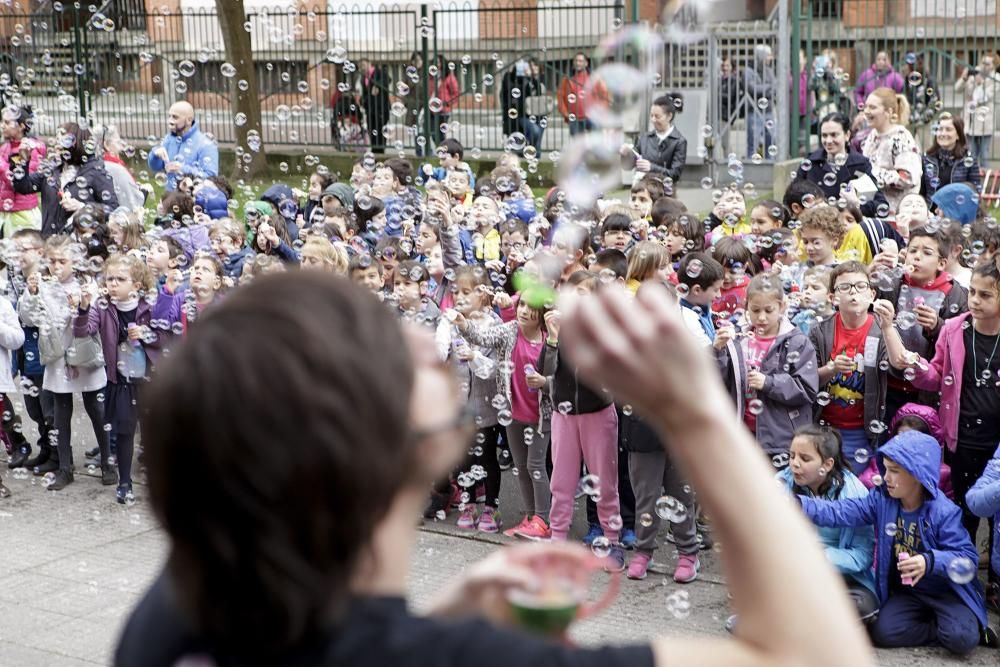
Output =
[
  {"x1": 148, "y1": 102, "x2": 219, "y2": 192},
  {"x1": 95, "y1": 124, "x2": 146, "y2": 213},
  {"x1": 744, "y1": 44, "x2": 776, "y2": 158},
  {"x1": 356, "y1": 59, "x2": 391, "y2": 155},
  {"x1": 860, "y1": 88, "x2": 921, "y2": 218},
  {"x1": 430, "y1": 56, "x2": 460, "y2": 149},
  {"x1": 955, "y1": 54, "x2": 999, "y2": 164},
  {"x1": 922, "y1": 114, "x2": 981, "y2": 199},
  {"x1": 558, "y1": 52, "x2": 598, "y2": 136},
  {"x1": 621, "y1": 94, "x2": 687, "y2": 187},
  {"x1": 0, "y1": 104, "x2": 44, "y2": 237},
  {"x1": 12, "y1": 122, "x2": 118, "y2": 237},
  {"x1": 853, "y1": 51, "x2": 904, "y2": 110}
]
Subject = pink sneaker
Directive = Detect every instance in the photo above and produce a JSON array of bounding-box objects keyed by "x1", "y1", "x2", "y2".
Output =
[
  {"x1": 457, "y1": 506, "x2": 477, "y2": 530},
  {"x1": 627, "y1": 552, "x2": 651, "y2": 580},
  {"x1": 514, "y1": 515, "x2": 552, "y2": 541},
  {"x1": 478, "y1": 506, "x2": 500, "y2": 533},
  {"x1": 503, "y1": 516, "x2": 532, "y2": 538},
  {"x1": 673, "y1": 553, "x2": 700, "y2": 583}
]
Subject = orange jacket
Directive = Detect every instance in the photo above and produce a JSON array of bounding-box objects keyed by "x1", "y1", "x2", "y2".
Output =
[{"x1": 557, "y1": 71, "x2": 607, "y2": 121}]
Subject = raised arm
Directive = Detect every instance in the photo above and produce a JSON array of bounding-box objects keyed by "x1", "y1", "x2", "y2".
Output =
[{"x1": 559, "y1": 284, "x2": 873, "y2": 667}]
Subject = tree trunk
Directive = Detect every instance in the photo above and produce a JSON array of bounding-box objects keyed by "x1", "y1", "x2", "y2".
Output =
[{"x1": 216, "y1": 0, "x2": 268, "y2": 180}]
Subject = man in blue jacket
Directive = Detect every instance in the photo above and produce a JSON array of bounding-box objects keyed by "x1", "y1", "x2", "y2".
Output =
[{"x1": 148, "y1": 102, "x2": 219, "y2": 191}]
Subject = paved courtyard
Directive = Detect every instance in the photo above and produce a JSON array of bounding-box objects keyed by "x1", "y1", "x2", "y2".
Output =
[{"x1": 0, "y1": 413, "x2": 995, "y2": 665}]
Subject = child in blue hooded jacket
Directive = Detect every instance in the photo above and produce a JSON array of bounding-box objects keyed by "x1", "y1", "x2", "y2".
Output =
[
  {"x1": 799, "y1": 430, "x2": 993, "y2": 654},
  {"x1": 967, "y1": 443, "x2": 1000, "y2": 615}
]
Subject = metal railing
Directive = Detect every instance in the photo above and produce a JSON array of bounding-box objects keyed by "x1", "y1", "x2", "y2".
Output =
[
  {"x1": 0, "y1": 1, "x2": 627, "y2": 157},
  {"x1": 792, "y1": 0, "x2": 1000, "y2": 162}
]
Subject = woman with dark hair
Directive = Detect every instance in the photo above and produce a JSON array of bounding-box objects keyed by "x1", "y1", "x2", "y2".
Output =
[
  {"x1": 923, "y1": 113, "x2": 982, "y2": 198},
  {"x1": 11, "y1": 122, "x2": 118, "y2": 237},
  {"x1": 621, "y1": 94, "x2": 687, "y2": 185},
  {"x1": 114, "y1": 273, "x2": 871, "y2": 667},
  {"x1": 794, "y1": 112, "x2": 890, "y2": 219}
]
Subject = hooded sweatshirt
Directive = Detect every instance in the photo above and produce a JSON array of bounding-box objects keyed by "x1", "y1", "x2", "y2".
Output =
[
  {"x1": 854, "y1": 64, "x2": 905, "y2": 108},
  {"x1": 777, "y1": 467, "x2": 876, "y2": 595},
  {"x1": 858, "y1": 403, "x2": 953, "y2": 499},
  {"x1": 800, "y1": 431, "x2": 988, "y2": 630},
  {"x1": 965, "y1": 444, "x2": 1000, "y2": 578}
]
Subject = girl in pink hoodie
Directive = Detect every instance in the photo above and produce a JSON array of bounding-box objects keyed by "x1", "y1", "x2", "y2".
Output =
[{"x1": 0, "y1": 105, "x2": 45, "y2": 235}]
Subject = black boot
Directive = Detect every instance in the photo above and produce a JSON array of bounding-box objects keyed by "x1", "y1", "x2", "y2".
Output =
[
  {"x1": 8, "y1": 444, "x2": 31, "y2": 469},
  {"x1": 33, "y1": 446, "x2": 58, "y2": 476},
  {"x1": 0, "y1": 475, "x2": 9, "y2": 499},
  {"x1": 48, "y1": 469, "x2": 74, "y2": 491},
  {"x1": 101, "y1": 465, "x2": 118, "y2": 486},
  {"x1": 24, "y1": 447, "x2": 48, "y2": 470}
]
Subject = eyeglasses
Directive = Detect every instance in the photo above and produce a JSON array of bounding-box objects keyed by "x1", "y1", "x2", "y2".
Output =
[{"x1": 833, "y1": 281, "x2": 873, "y2": 294}]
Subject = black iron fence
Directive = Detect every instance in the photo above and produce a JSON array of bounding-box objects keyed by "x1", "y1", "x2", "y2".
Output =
[
  {"x1": 1, "y1": 0, "x2": 627, "y2": 156},
  {"x1": 792, "y1": 0, "x2": 1000, "y2": 161}
]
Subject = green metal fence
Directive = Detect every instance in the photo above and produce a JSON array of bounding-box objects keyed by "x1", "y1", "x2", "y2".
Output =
[
  {"x1": 792, "y1": 0, "x2": 1000, "y2": 162},
  {"x1": 0, "y1": 1, "x2": 626, "y2": 156}
]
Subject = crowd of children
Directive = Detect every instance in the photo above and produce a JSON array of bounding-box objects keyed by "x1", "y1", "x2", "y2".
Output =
[{"x1": 0, "y1": 102, "x2": 999, "y2": 652}]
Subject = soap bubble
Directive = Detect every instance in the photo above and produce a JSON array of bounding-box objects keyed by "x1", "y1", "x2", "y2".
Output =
[
  {"x1": 557, "y1": 132, "x2": 624, "y2": 207},
  {"x1": 947, "y1": 557, "x2": 975, "y2": 584},
  {"x1": 591, "y1": 535, "x2": 612, "y2": 558}
]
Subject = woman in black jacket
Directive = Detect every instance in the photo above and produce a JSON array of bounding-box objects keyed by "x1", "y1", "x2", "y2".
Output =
[
  {"x1": 622, "y1": 94, "x2": 688, "y2": 186},
  {"x1": 793, "y1": 112, "x2": 889, "y2": 219},
  {"x1": 11, "y1": 122, "x2": 118, "y2": 237}
]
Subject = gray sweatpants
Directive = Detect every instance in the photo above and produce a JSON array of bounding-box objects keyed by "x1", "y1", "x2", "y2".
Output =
[
  {"x1": 628, "y1": 450, "x2": 699, "y2": 556},
  {"x1": 506, "y1": 420, "x2": 551, "y2": 520}
]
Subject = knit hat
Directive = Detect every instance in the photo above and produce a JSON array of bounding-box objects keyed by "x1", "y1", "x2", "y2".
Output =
[
  {"x1": 322, "y1": 182, "x2": 355, "y2": 209},
  {"x1": 931, "y1": 183, "x2": 979, "y2": 225}
]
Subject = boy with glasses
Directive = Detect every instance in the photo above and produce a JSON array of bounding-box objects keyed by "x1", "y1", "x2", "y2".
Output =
[{"x1": 809, "y1": 261, "x2": 889, "y2": 472}]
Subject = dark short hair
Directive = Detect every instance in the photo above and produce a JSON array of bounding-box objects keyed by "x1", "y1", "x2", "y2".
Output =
[
  {"x1": 600, "y1": 213, "x2": 632, "y2": 236},
  {"x1": 653, "y1": 93, "x2": 682, "y2": 115},
  {"x1": 650, "y1": 197, "x2": 689, "y2": 229},
  {"x1": 631, "y1": 176, "x2": 666, "y2": 202},
  {"x1": 143, "y1": 273, "x2": 414, "y2": 657},
  {"x1": 828, "y1": 260, "x2": 870, "y2": 293},
  {"x1": 161, "y1": 191, "x2": 195, "y2": 223},
  {"x1": 908, "y1": 225, "x2": 950, "y2": 259},
  {"x1": 439, "y1": 138, "x2": 463, "y2": 159},
  {"x1": 384, "y1": 158, "x2": 413, "y2": 186},
  {"x1": 711, "y1": 236, "x2": 755, "y2": 272},
  {"x1": 500, "y1": 218, "x2": 528, "y2": 239},
  {"x1": 592, "y1": 248, "x2": 628, "y2": 279},
  {"x1": 783, "y1": 179, "x2": 826, "y2": 210},
  {"x1": 677, "y1": 251, "x2": 724, "y2": 289}
]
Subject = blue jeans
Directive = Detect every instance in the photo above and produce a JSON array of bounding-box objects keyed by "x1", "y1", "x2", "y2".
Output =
[
  {"x1": 569, "y1": 119, "x2": 593, "y2": 136},
  {"x1": 969, "y1": 134, "x2": 992, "y2": 164},
  {"x1": 520, "y1": 117, "x2": 544, "y2": 152},
  {"x1": 839, "y1": 427, "x2": 871, "y2": 475},
  {"x1": 746, "y1": 111, "x2": 774, "y2": 158}
]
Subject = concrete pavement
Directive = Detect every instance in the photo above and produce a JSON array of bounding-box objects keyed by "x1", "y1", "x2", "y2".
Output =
[{"x1": 0, "y1": 401, "x2": 994, "y2": 665}]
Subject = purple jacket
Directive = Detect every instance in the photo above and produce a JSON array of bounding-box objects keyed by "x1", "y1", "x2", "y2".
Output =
[
  {"x1": 73, "y1": 301, "x2": 163, "y2": 384},
  {"x1": 911, "y1": 312, "x2": 971, "y2": 453},
  {"x1": 854, "y1": 65, "x2": 905, "y2": 108}
]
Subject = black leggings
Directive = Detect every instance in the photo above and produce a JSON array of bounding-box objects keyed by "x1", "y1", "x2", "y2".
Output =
[
  {"x1": 950, "y1": 443, "x2": 996, "y2": 582},
  {"x1": 52, "y1": 390, "x2": 109, "y2": 473},
  {"x1": 24, "y1": 377, "x2": 53, "y2": 448},
  {"x1": 458, "y1": 425, "x2": 503, "y2": 508}
]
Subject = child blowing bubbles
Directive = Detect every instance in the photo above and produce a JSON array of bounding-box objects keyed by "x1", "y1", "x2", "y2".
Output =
[
  {"x1": 716, "y1": 274, "x2": 818, "y2": 465},
  {"x1": 451, "y1": 283, "x2": 553, "y2": 540},
  {"x1": 74, "y1": 254, "x2": 159, "y2": 504},
  {"x1": 809, "y1": 261, "x2": 889, "y2": 473}
]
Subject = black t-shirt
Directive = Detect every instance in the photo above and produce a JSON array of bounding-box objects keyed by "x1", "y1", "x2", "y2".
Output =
[
  {"x1": 115, "y1": 574, "x2": 656, "y2": 667},
  {"x1": 959, "y1": 325, "x2": 1000, "y2": 448}
]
